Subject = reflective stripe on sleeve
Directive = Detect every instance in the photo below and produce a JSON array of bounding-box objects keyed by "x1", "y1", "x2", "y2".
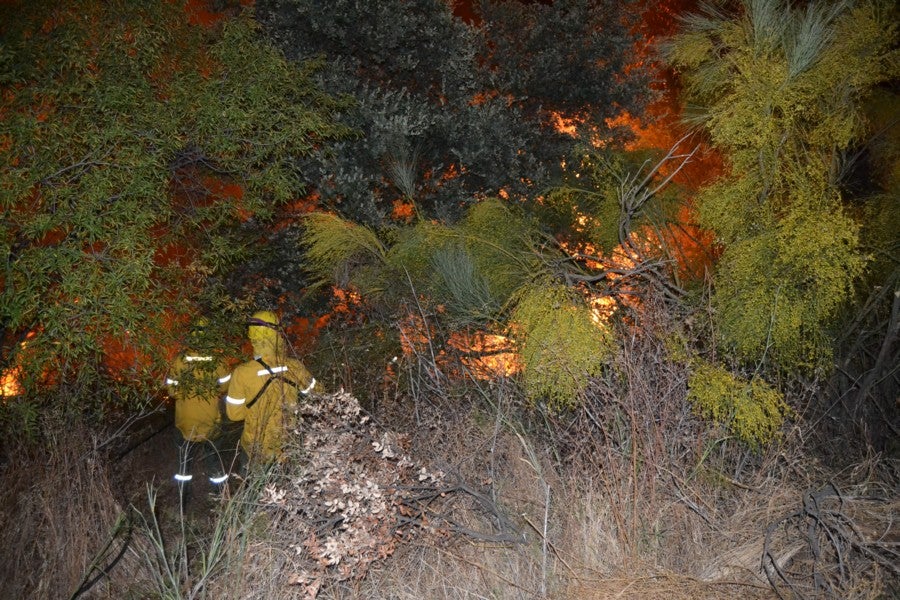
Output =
[
  {"x1": 257, "y1": 365, "x2": 288, "y2": 376},
  {"x1": 185, "y1": 356, "x2": 213, "y2": 362},
  {"x1": 301, "y1": 378, "x2": 316, "y2": 395},
  {"x1": 217, "y1": 374, "x2": 231, "y2": 384},
  {"x1": 226, "y1": 396, "x2": 245, "y2": 405},
  {"x1": 166, "y1": 378, "x2": 178, "y2": 386},
  {"x1": 209, "y1": 474, "x2": 229, "y2": 484},
  {"x1": 174, "y1": 473, "x2": 193, "y2": 482}
]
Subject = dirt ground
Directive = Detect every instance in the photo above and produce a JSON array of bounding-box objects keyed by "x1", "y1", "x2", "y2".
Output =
[{"x1": 106, "y1": 405, "x2": 226, "y2": 524}]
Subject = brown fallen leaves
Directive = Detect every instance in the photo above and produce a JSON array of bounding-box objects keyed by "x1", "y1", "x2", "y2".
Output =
[{"x1": 256, "y1": 390, "x2": 448, "y2": 596}]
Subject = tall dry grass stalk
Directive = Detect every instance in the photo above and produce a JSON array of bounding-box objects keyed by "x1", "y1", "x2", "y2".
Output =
[{"x1": 134, "y1": 471, "x2": 266, "y2": 600}]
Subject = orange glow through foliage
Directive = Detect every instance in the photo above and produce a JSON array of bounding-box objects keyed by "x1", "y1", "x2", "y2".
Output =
[
  {"x1": 391, "y1": 199, "x2": 416, "y2": 223},
  {"x1": 0, "y1": 367, "x2": 23, "y2": 397},
  {"x1": 103, "y1": 309, "x2": 192, "y2": 379},
  {"x1": 0, "y1": 330, "x2": 38, "y2": 398},
  {"x1": 550, "y1": 111, "x2": 580, "y2": 137},
  {"x1": 396, "y1": 311, "x2": 520, "y2": 380},
  {"x1": 185, "y1": 0, "x2": 255, "y2": 27},
  {"x1": 447, "y1": 331, "x2": 521, "y2": 378},
  {"x1": 1, "y1": 0, "x2": 272, "y2": 393},
  {"x1": 284, "y1": 314, "x2": 328, "y2": 353},
  {"x1": 330, "y1": 287, "x2": 365, "y2": 316},
  {"x1": 550, "y1": 0, "x2": 721, "y2": 286}
]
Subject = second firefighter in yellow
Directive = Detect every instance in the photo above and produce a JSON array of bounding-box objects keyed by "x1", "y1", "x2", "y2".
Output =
[
  {"x1": 166, "y1": 318, "x2": 232, "y2": 486},
  {"x1": 225, "y1": 311, "x2": 317, "y2": 462}
]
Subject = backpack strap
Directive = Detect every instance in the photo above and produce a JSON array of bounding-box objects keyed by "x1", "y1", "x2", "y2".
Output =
[{"x1": 244, "y1": 357, "x2": 299, "y2": 410}]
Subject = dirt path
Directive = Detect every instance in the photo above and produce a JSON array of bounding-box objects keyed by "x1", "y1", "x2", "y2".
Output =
[{"x1": 106, "y1": 407, "x2": 214, "y2": 523}]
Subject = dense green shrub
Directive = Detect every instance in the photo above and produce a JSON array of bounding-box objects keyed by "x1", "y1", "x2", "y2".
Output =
[
  {"x1": 511, "y1": 283, "x2": 614, "y2": 409},
  {"x1": 0, "y1": 1, "x2": 349, "y2": 409},
  {"x1": 667, "y1": 0, "x2": 897, "y2": 372},
  {"x1": 687, "y1": 361, "x2": 792, "y2": 448}
]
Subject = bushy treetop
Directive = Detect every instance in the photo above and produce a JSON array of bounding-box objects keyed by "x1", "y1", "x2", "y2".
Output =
[
  {"x1": 255, "y1": 0, "x2": 653, "y2": 225},
  {"x1": 0, "y1": 0, "x2": 350, "y2": 408}
]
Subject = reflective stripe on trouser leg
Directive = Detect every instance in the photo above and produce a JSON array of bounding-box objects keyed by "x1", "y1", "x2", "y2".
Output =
[
  {"x1": 201, "y1": 438, "x2": 230, "y2": 485},
  {"x1": 176, "y1": 438, "x2": 195, "y2": 483}
]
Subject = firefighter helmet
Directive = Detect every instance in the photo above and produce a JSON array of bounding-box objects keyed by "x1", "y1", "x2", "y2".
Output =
[{"x1": 248, "y1": 310, "x2": 280, "y2": 343}]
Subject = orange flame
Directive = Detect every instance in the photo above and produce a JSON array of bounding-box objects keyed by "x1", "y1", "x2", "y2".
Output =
[
  {"x1": 0, "y1": 330, "x2": 39, "y2": 397},
  {"x1": 0, "y1": 366, "x2": 23, "y2": 397},
  {"x1": 448, "y1": 331, "x2": 521, "y2": 378},
  {"x1": 391, "y1": 199, "x2": 416, "y2": 223},
  {"x1": 550, "y1": 111, "x2": 579, "y2": 137}
]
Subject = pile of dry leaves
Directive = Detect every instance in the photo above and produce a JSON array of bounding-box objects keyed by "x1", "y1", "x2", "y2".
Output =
[{"x1": 253, "y1": 390, "x2": 461, "y2": 596}]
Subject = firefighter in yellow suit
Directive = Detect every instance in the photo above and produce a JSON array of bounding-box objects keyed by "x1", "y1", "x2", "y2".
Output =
[
  {"x1": 165, "y1": 318, "x2": 233, "y2": 489},
  {"x1": 225, "y1": 310, "x2": 318, "y2": 465}
]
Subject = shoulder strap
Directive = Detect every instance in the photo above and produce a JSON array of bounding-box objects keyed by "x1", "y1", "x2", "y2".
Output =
[
  {"x1": 244, "y1": 378, "x2": 272, "y2": 411},
  {"x1": 257, "y1": 357, "x2": 300, "y2": 389},
  {"x1": 245, "y1": 358, "x2": 299, "y2": 410}
]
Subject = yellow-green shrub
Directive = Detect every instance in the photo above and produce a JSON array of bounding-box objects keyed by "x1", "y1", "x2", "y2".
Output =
[
  {"x1": 687, "y1": 361, "x2": 792, "y2": 448},
  {"x1": 666, "y1": 0, "x2": 897, "y2": 373},
  {"x1": 511, "y1": 283, "x2": 614, "y2": 409},
  {"x1": 302, "y1": 213, "x2": 386, "y2": 293}
]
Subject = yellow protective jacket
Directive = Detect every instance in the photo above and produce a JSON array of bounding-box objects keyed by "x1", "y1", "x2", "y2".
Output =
[
  {"x1": 225, "y1": 353, "x2": 316, "y2": 461},
  {"x1": 166, "y1": 351, "x2": 231, "y2": 442}
]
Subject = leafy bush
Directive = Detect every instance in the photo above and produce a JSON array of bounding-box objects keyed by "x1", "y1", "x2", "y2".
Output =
[
  {"x1": 256, "y1": 0, "x2": 651, "y2": 226},
  {"x1": 302, "y1": 212, "x2": 387, "y2": 292},
  {"x1": 0, "y1": 0, "x2": 349, "y2": 410},
  {"x1": 511, "y1": 283, "x2": 614, "y2": 409},
  {"x1": 687, "y1": 361, "x2": 792, "y2": 448},
  {"x1": 303, "y1": 200, "x2": 621, "y2": 407},
  {"x1": 666, "y1": 0, "x2": 897, "y2": 372}
]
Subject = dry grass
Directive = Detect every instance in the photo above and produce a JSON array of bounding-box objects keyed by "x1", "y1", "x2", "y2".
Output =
[
  {"x1": 288, "y1": 306, "x2": 896, "y2": 600},
  {"x1": 0, "y1": 420, "x2": 150, "y2": 599},
  {"x1": 4, "y1": 405, "x2": 895, "y2": 600},
  {"x1": 301, "y1": 419, "x2": 893, "y2": 599}
]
